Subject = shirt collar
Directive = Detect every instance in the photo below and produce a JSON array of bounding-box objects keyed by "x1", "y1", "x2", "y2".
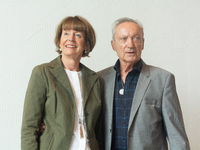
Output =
[{"x1": 114, "y1": 59, "x2": 143, "y2": 75}]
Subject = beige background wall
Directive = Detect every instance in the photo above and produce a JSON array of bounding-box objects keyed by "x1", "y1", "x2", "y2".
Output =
[{"x1": 0, "y1": 0, "x2": 199, "y2": 149}]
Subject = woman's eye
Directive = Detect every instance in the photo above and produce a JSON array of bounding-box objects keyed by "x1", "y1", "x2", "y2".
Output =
[
  {"x1": 64, "y1": 32, "x2": 68, "y2": 35},
  {"x1": 75, "y1": 34, "x2": 81, "y2": 38}
]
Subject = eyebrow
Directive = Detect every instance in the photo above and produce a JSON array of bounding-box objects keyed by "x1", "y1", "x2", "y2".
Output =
[
  {"x1": 119, "y1": 34, "x2": 139, "y2": 38},
  {"x1": 132, "y1": 34, "x2": 139, "y2": 37},
  {"x1": 119, "y1": 34, "x2": 127, "y2": 37},
  {"x1": 63, "y1": 30, "x2": 84, "y2": 34}
]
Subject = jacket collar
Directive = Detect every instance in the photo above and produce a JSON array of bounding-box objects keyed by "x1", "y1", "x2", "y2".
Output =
[
  {"x1": 49, "y1": 56, "x2": 98, "y2": 108},
  {"x1": 128, "y1": 61, "x2": 151, "y2": 130}
]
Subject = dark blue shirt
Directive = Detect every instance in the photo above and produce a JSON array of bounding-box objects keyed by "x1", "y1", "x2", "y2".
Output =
[{"x1": 112, "y1": 59, "x2": 142, "y2": 150}]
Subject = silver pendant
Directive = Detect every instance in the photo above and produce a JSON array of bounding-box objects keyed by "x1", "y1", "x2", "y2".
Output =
[{"x1": 119, "y1": 88, "x2": 124, "y2": 95}]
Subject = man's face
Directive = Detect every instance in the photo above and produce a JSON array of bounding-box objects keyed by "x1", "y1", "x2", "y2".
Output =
[{"x1": 111, "y1": 22, "x2": 144, "y2": 65}]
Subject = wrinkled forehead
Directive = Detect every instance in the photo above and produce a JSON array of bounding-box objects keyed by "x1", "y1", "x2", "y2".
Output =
[
  {"x1": 62, "y1": 18, "x2": 86, "y2": 33},
  {"x1": 116, "y1": 22, "x2": 143, "y2": 36}
]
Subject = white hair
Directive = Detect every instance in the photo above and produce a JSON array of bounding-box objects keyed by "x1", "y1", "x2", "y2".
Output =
[{"x1": 112, "y1": 17, "x2": 144, "y2": 41}]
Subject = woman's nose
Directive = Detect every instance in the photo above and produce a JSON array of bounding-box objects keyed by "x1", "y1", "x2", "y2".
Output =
[{"x1": 68, "y1": 33, "x2": 75, "y2": 41}]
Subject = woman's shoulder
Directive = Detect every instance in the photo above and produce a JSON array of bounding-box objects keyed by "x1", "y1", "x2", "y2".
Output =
[
  {"x1": 31, "y1": 56, "x2": 60, "y2": 75},
  {"x1": 34, "y1": 56, "x2": 60, "y2": 69},
  {"x1": 32, "y1": 62, "x2": 51, "y2": 74}
]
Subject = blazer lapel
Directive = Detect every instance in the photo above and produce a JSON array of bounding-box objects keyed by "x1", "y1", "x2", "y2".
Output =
[
  {"x1": 49, "y1": 56, "x2": 73, "y2": 95},
  {"x1": 105, "y1": 68, "x2": 116, "y2": 106},
  {"x1": 104, "y1": 67, "x2": 116, "y2": 129},
  {"x1": 128, "y1": 61, "x2": 151, "y2": 130},
  {"x1": 81, "y1": 64, "x2": 98, "y2": 108},
  {"x1": 49, "y1": 57, "x2": 98, "y2": 108}
]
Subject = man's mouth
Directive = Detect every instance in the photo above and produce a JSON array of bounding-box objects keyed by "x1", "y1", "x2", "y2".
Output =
[{"x1": 127, "y1": 51, "x2": 135, "y2": 53}]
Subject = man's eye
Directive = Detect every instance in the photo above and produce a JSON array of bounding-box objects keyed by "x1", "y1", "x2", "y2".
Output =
[
  {"x1": 133, "y1": 37, "x2": 141, "y2": 42},
  {"x1": 134, "y1": 37, "x2": 140, "y2": 40},
  {"x1": 121, "y1": 38, "x2": 126, "y2": 40}
]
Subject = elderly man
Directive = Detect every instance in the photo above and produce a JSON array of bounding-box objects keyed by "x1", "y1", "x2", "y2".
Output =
[{"x1": 98, "y1": 17, "x2": 190, "y2": 150}]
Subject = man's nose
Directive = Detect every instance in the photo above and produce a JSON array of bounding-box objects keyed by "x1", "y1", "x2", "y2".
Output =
[{"x1": 127, "y1": 38, "x2": 135, "y2": 48}]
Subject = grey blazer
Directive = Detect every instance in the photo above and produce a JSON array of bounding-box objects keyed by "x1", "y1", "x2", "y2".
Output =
[{"x1": 98, "y1": 61, "x2": 190, "y2": 150}]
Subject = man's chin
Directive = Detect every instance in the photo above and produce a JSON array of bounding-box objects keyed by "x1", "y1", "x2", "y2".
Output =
[
  {"x1": 120, "y1": 59, "x2": 139, "y2": 65},
  {"x1": 124, "y1": 57, "x2": 140, "y2": 63}
]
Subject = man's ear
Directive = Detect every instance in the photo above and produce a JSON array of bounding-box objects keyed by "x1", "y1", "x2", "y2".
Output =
[
  {"x1": 142, "y1": 38, "x2": 145, "y2": 50},
  {"x1": 111, "y1": 40, "x2": 116, "y2": 52}
]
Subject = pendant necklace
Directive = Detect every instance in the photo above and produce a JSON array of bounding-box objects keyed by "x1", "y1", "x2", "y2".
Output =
[
  {"x1": 79, "y1": 117, "x2": 84, "y2": 139},
  {"x1": 75, "y1": 96, "x2": 84, "y2": 139},
  {"x1": 119, "y1": 80, "x2": 124, "y2": 95},
  {"x1": 78, "y1": 103, "x2": 84, "y2": 139}
]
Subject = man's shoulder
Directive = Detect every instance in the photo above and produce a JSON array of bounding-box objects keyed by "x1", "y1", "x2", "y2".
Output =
[
  {"x1": 148, "y1": 65, "x2": 172, "y2": 75},
  {"x1": 143, "y1": 63, "x2": 174, "y2": 79},
  {"x1": 97, "y1": 66, "x2": 114, "y2": 77}
]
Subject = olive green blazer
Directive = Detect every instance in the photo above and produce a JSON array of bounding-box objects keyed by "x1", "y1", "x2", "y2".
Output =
[{"x1": 21, "y1": 56, "x2": 102, "y2": 150}]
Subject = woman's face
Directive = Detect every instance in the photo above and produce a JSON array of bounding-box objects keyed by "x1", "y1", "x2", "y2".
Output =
[{"x1": 59, "y1": 29, "x2": 87, "y2": 60}]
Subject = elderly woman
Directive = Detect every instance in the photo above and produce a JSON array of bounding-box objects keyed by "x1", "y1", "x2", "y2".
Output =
[{"x1": 21, "y1": 16, "x2": 102, "y2": 150}]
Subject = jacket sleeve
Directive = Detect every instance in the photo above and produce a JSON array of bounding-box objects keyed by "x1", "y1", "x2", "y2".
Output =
[
  {"x1": 162, "y1": 74, "x2": 190, "y2": 150},
  {"x1": 95, "y1": 77, "x2": 104, "y2": 150},
  {"x1": 21, "y1": 66, "x2": 47, "y2": 150}
]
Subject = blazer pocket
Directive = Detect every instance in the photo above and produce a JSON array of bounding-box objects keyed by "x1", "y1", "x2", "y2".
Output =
[
  {"x1": 145, "y1": 100, "x2": 158, "y2": 105},
  {"x1": 144, "y1": 93, "x2": 161, "y2": 106},
  {"x1": 40, "y1": 133, "x2": 54, "y2": 150}
]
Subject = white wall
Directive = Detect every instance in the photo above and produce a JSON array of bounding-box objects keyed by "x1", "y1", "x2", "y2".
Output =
[{"x1": 0, "y1": 0, "x2": 199, "y2": 149}]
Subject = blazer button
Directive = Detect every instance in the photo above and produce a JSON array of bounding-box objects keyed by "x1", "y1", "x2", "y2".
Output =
[
  {"x1": 84, "y1": 112, "x2": 89, "y2": 116},
  {"x1": 110, "y1": 129, "x2": 112, "y2": 133}
]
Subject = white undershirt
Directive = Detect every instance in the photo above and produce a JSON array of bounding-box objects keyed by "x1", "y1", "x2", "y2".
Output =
[{"x1": 65, "y1": 69, "x2": 90, "y2": 150}]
